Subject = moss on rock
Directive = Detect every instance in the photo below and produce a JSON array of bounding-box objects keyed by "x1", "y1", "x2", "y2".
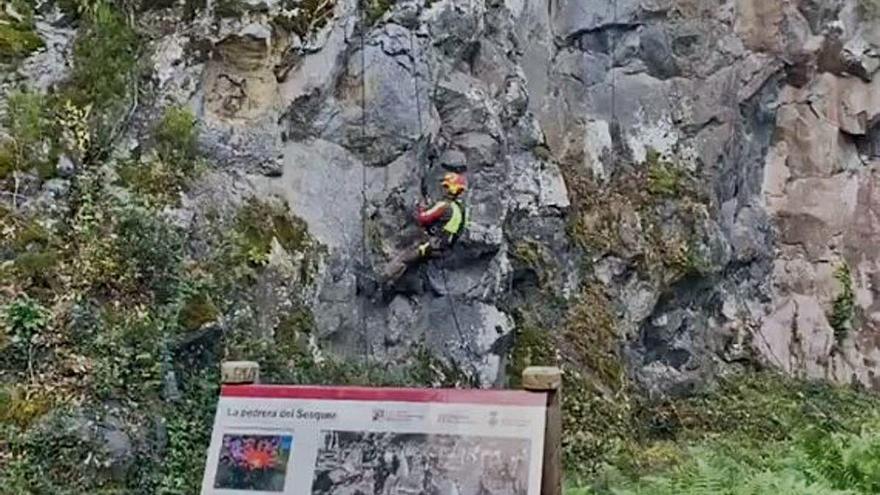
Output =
[
  {"x1": 232, "y1": 197, "x2": 324, "y2": 286},
  {"x1": 364, "y1": 0, "x2": 394, "y2": 25},
  {"x1": 507, "y1": 310, "x2": 557, "y2": 388},
  {"x1": 178, "y1": 292, "x2": 219, "y2": 332}
]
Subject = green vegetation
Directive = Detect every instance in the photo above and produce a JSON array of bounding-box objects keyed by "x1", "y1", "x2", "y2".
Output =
[
  {"x1": 0, "y1": 1, "x2": 43, "y2": 63},
  {"x1": 0, "y1": 91, "x2": 55, "y2": 195},
  {"x1": 154, "y1": 106, "x2": 199, "y2": 162},
  {"x1": 507, "y1": 286, "x2": 629, "y2": 477},
  {"x1": 0, "y1": 5, "x2": 456, "y2": 483},
  {"x1": 561, "y1": 147, "x2": 709, "y2": 285},
  {"x1": 117, "y1": 106, "x2": 202, "y2": 207},
  {"x1": 507, "y1": 309, "x2": 557, "y2": 388},
  {"x1": 363, "y1": 0, "x2": 394, "y2": 25},
  {"x1": 829, "y1": 263, "x2": 855, "y2": 343},
  {"x1": 567, "y1": 372, "x2": 880, "y2": 494},
  {"x1": 512, "y1": 239, "x2": 557, "y2": 287},
  {"x1": 62, "y1": 0, "x2": 138, "y2": 157},
  {"x1": 230, "y1": 197, "x2": 325, "y2": 284},
  {"x1": 645, "y1": 149, "x2": 688, "y2": 199},
  {"x1": 1, "y1": 296, "x2": 50, "y2": 376},
  {"x1": 276, "y1": 0, "x2": 337, "y2": 39}
]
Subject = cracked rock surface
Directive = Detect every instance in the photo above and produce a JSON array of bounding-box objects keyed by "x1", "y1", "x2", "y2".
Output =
[{"x1": 7, "y1": 0, "x2": 880, "y2": 392}]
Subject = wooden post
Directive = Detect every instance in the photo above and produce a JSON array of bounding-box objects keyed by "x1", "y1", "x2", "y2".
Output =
[
  {"x1": 221, "y1": 361, "x2": 260, "y2": 385},
  {"x1": 523, "y1": 366, "x2": 562, "y2": 495}
]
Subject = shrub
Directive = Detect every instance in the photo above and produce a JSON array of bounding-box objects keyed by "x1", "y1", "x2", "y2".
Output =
[
  {"x1": 154, "y1": 106, "x2": 198, "y2": 164},
  {"x1": 568, "y1": 373, "x2": 880, "y2": 493},
  {"x1": 63, "y1": 1, "x2": 137, "y2": 153},
  {"x1": 117, "y1": 107, "x2": 202, "y2": 207},
  {"x1": 229, "y1": 198, "x2": 323, "y2": 285},
  {"x1": 1, "y1": 91, "x2": 52, "y2": 186},
  {"x1": 113, "y1": 206, "x2": 185, "y2": 302},
  {"x1": 90, "y1": 308, "x2": 165, "y2": 399},
  {"x1": 0, "y1": 385, "x2": 53, "y2": 427},
  {"x1": 1, "y1": 296, "x2": 51, "y2": 370}
]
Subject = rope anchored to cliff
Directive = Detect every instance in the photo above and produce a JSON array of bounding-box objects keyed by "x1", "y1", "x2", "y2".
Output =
[{"x1": 354, "y1": 6, "x2": 482, "y2": 383}]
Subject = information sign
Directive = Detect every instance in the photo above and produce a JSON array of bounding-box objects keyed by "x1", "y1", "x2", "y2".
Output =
[{"x1": 200, "y1": 385, "x2": 547, "y2": 495}]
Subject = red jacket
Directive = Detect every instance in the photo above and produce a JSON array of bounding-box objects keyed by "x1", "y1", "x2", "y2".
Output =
[{"x1": 416, "y1": 201, "x2": 452, "y2": 228}]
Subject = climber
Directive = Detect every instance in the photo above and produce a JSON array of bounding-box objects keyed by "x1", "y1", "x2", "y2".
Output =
[{"x1": 379, "y1": 172, "x2": 468, "y2": 286}]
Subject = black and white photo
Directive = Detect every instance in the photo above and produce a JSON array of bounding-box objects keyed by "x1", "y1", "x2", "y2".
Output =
[{"x1": 312, "y1": 431, "x2": 530, "y2": 495}]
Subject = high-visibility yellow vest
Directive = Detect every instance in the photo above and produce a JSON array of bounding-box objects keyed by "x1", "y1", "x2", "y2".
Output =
[{"x1": 443, "y1": 201, "x2": 465, "y2": 237}]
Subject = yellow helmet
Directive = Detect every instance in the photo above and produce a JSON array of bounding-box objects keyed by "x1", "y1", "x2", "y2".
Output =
[{"x1": 441, "y1": 172, "x2": 467, "y2": 196}]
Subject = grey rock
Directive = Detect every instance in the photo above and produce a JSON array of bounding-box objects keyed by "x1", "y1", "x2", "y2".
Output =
[
  {"x1": 56, "y1": 154, "x2": 76, "y2": 178},
  {"x1": 36, "y1": 409, "x2": 135, "y2": 481},
  {"x1": 640, "y1": 25, "x2": 678, "y2": 79},
  {"x1": 22, "y1": 0, "x2": 880, "y2": 400},
  {"x1": 17, "y1": 17, "x2": 76, "y2": 92},
  {"x1": 252, "y1": 138, "x2": 364, "y2": 250},
  {"x1": 842, "y1": 34, "x2": 880, "y2": 81},
  {"x1": 239, "y1": 22, "x2": 273, "y2": 43},
  {"x1": 551, "y1": 0, "x2": 644, "y2": 38}
]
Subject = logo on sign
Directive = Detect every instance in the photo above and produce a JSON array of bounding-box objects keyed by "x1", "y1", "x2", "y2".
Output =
[{"x1": 372, "y1": 408, "x2": 424, "y2": 423}]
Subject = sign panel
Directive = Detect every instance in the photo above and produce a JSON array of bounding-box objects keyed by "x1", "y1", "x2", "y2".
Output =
[{"x1": 200, "y1": 385, "x2": 547, "y2": 495}]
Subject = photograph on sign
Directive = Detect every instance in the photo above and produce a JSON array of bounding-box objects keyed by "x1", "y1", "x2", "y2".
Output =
[
  {"x1": 213, "y1": 434, "x2": 294, "y2": 492},
  {"x1": 312, "y1": 431, "x2": 530, "y2": 495}
]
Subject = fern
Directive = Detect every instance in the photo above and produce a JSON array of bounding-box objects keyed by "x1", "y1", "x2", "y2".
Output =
[{"x1": 585, "y1": 423, "x2": 880, "y2": 495}]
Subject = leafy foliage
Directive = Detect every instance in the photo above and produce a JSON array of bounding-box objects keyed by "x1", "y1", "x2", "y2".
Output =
[
  {"x1": 569, "y1": 373, "x2": 880, "y2": 494},
  {"x1": 561, "y1": 147, "x2": 709, "y2": 286},
  {"x1": 0, "y1": 91, "x2": 55, "y2": 194},
  {"x1": 1, "y1": 296, "x2": 50, "y2": 373},
  {"x1": 62, "y1": 0, "x2": 138, "y2": 155},
  {"x1": 363, "y1": 0, "x2": 394, "y2": 25},
  {"x1": 117, "y1": 107, "x2": 203, "y2": 207}
]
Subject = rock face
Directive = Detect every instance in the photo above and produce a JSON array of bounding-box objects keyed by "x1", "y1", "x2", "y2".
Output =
[{"x1": 7, "y1": 0, "x2": 880, "y2": 393}]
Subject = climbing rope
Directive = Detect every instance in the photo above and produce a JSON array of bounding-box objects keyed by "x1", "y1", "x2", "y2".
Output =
[
  {"x1": 358, "y1": 0, "x2": 370, "y2": 369},
  {"x1": 406, "y1": 25, "x2": 482, "y2": 383},
  {"x1": 611, "y1": 0, "x2": 618, "y2": 129},
  {"x1": 351, "y1": 6, "x2": 484, "y2": 384}
]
